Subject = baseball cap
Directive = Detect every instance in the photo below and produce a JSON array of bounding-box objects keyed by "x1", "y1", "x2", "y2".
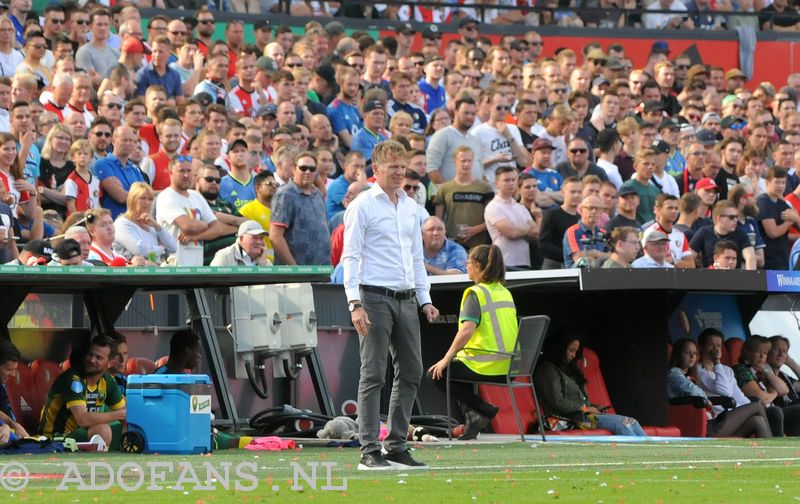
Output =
[
  {"x1": 238, "y1": 220, "x2": 268, "y2": 237},
  {"x1": 398, "y1": 22, "x2": 414, "y2": 35},
  {"x1": 532, "y1": 138, "x2": 554, "y2": 151},
  {"x1": 325, "y1": 20, "x2": 345, "y2": 37},
  {"x1": 701, "y1": 112, "x2": 721, "y2": 125},
  {"x1": 651, "y1": 41, "x2": 670, "y2": 55},
  {"x1": 121, "y1": 37, "x2": 150, "y2": 55},
  {"x1": 23, "y1": 239, "x2": 53, "y2": 262},
  {"x1": 720, "y1": 115, "x2": 746, "y2": 130},
  {"x1": 618, "y1": 186, "x2": 638, "y2": 198},
  {"x1": 643, "y1": 101, "x2": 665, "y2": 113},
  {"x1": 227, "y1": 138, "x2": 248, "y2": 153},
  {"x1": 695, "y1": 177, "x2": 719, "y2": 192},
  {"x1": 254, "y1": 19, "x2": 271, "y2": 31},
  {"x1": 459, "y1": 17, "x2": 479, "y2": 28},
  {"x1": 363, "y1": 100, "x2": 385, "y2": 113},
  {"x1": 55, "y1": 239, "x2": 82, "y2": 261},
  {"x1": 651, "y1": 139, "x2": 670, "y2": 154},
  {"x1": 592, "y1": 76, "x2": 610, "y2": 88},
  {"x1": 725, "y1": 68, "x2": 746, "y2": 81},
  {"x1": 660, "y1": 118, "x2": 681, "y2": 131},
  {"x1": 422, "y1": 24, "x2": 441, "y2": 39},
  {"x1": 256, "y1": 56, "x2": 279, "y2": 76},
  {"x1": 696, "y1": 128, "x2": 721, "y2": 146},
  {"x1": 315, "y1": 64, "x2": 336, "y2": 86},
  {"x1": 687, "y1": 64, "x2": 709, "y2": 81},
  {"x1": 643, "y1": 229, "x2": 670, "y2": 244},
  {"x1": 425, "y1": 54, "x2": 444, "y2": 65},
  {"x1": 510, "y1": 39, "x2": 528, "y2": 52},
  {"x1": 255, "y1": 103, "x2": 277, "y2": 118},
  {"x1": 606, "y1": 58, "x2": 623, "y2": 71}
]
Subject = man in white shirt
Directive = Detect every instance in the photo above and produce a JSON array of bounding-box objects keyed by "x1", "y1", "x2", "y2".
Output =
[
  {"x1": 155, "y1": 157, "x2": 231, "y2": 265},
  {"x1": 484, "y1": 166, "x2": 537, "y2": 269},
  {"x1": 471, "y1": 89, "x2": 531, "y2": 185},
  {"x1": 596, "y1": 129, "x2": 624, "y2": 189},
  {"x1": 342, "y1": 140, "x2": 439, "y2": 471},
  {"x1": 0, "y1": 17, "x2": 23, "y2": 78},
  {"x1": 643, "y1": 0, "x2": 693, "y2": 29},
  {"x1": 631, "y1": 230, "x2": 675, "y2": 268}
]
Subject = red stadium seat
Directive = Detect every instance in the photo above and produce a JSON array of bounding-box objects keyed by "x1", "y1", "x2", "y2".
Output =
[
  {"x1": 725, "y1": 338, "x2": 744, "y2": 366},
  {"x1": 4, "y1": 363, "x2": 40, "y2": 435},
  {"x1": 483, "y1": 347, "x2": 681, "y2": 437},
  {"x1": 31, "y1": 360, "x2": 66, "y2": 409},
  {"x1": 126, "y1": 357, "x2": 156, "y2": 375}
]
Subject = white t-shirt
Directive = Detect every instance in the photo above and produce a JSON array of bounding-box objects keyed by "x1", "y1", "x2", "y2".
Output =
[
  {"x1": 0, "y1": 48, "x2": 23, "y2": 78},
  {"x1": 484, "y1": 195, "x2": 533, "y2": 268},
  {"x1": 470, "y1": 123, "x2": 524, "y2": 185},
  {"x1": 155, "y1": 187, "x2": 217, "y2": 242}
]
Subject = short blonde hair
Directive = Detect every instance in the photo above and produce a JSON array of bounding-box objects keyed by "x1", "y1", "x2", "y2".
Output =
[
  {"x1": 372, "y1": 140, "x2": 407, "y2": 166},
  {"x1": 389, "y1": 111, "x2": 413, "y2": 132},
  {"x1": 70, "y1": 139, "x2": 92, "y2": 157},
  {"x1": 124, "y1": 182, "x2": 155, "y2": 220}
]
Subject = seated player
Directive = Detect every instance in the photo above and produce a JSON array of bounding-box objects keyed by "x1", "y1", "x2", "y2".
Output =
[
  {"x1": 0, "y1": 340, "x2": 28, "y2": 438},
  {"x1": 154, "y1": 329, "x2": 202, "y2": 374},
  {"x1": 107, "y1": 332, "x2": 129, "y2": 395},
  {"x1": 39, "y1": 335, "x2": 126, "y2": 448}
]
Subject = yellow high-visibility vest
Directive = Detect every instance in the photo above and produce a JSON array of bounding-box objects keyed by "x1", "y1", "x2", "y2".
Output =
[{"x1": 455, "y1": 282, "x2": 517, "y2": 376}]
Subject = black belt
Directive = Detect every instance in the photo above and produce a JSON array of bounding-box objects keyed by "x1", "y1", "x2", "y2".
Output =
[{"x1": 360, "y1": 285, "x2": 416, "y2": 300}]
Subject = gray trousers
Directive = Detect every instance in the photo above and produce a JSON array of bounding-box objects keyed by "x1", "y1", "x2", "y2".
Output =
[{"x1": 357, "y1": 289, "x2": 422, "y2": 455}]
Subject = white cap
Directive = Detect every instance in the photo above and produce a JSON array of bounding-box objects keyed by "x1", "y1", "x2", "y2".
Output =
[{"x1": 237, "y1": 220, "x2": 268, "y2": 237}]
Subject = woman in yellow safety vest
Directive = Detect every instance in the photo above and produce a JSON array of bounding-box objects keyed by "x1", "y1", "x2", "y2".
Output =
[{"x1": 428, "y1": 244, "x2": 518, "y2": 440}]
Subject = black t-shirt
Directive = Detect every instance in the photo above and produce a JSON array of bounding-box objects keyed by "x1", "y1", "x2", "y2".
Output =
[
  {"x1": 519, "y1": 129, "x2": 538, "y2": 154},
  {"x1": 756, "y1": 193, "x2": 791, "y2": 270},
  {"x1": 689, "y1": 224, "x2": 752, "y2": 268},
  {"x1": 760, "y1": 5, "x2": 799, "y2": 28},
  {"x1": 715, "y1": 169, "x2": 740, "y2": 201},
  {"x1": 607, "y1": 214, "x2": 639, "y2": 232},
  {"x1": 539, "y1": 206, "x2": 579, "y2": 262}
]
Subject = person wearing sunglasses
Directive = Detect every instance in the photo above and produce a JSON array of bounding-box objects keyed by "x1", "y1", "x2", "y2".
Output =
[
  {"x1": 689, "y1": 199, "x2": 756, "y2": 269},
  {"x1": 472, "y1": 91, "x2": 530, "y2": 185},
  {"x1": 18, "y1": 32, "x2": 52, "y2": 88},
  {"x1": 270, "y1": 151, "x2": 330, "y2": 265}
]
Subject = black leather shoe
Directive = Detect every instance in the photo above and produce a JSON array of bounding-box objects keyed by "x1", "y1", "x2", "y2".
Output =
[{"x1": 459, "y1": 410, "x2": 491, "y2": 440}]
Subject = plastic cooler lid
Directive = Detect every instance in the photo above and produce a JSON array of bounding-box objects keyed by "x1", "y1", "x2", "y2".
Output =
[{"x1": 127, "y1": 374, "x2": 211, "y2": 385}]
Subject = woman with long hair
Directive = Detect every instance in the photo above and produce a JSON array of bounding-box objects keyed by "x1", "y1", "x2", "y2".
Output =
[
  {"x1": 428, "y1": 244, "x2": 517, "y2": 440},
  {"x1": 669, "y1": 338, "x2": 772, "y2": 437},
  {"x1": 38, "y1": 123, "x2": 74, "y2": 214},
  {"x1": 0, "y1": 132, "x2": 36, "y2": 215},
  {"x1": 534, "y1": 331, "x2": 646, "y2": 435}
]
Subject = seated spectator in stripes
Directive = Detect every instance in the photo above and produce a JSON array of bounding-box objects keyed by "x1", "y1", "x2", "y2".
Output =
[
  {"x1": 562, "y1": 194, "x2": 609, "y2": 268},
  {"x1": 643, "y1": 193, "x2": 696, "y2": 267}
]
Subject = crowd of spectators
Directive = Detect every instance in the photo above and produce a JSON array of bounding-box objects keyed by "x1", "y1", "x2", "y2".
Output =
[{"x1": 1, "y1": 3, "x2": 800, "y2": 272}]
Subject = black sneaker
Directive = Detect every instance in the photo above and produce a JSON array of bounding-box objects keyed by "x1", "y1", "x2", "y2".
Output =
[
  {"x1": 357, "y1": 451, "x2": 393, "y2": 471},
  {"x1": 384, "y1": 450, "x2": 428, "y2": 470},
  {"x1": 459, "y1": 410, "x2": 491, "y2": 440}
]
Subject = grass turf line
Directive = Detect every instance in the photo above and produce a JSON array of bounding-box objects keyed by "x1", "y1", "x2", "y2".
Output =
[{"x1": 1, "y1": 439, "x2": 799, "y2": 503}]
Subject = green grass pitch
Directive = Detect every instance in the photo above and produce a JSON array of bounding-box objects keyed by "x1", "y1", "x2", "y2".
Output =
[{"x1": 2, "y1": 439, "x2": 800, "y2": 503}]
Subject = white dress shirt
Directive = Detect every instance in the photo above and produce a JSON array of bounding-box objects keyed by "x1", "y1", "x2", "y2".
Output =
[
  {"x1": 696, "y1": 362, "x2": 751, "y2": 415},
  {"x1": 341, "y1": 183, "x2": 431, "y2": 305}
]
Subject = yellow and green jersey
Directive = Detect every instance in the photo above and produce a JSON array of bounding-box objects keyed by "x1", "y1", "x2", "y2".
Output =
[{"x1": 39, "y1": 370, "x2": 125, "y2": 437}]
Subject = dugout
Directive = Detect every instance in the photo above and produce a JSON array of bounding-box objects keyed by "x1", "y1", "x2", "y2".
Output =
[{"x1": 3, "y1": 266, "x2": 799, "y2": 432}]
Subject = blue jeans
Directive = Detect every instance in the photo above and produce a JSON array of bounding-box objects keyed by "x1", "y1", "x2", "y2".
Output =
[{"x1": 595, "y1": 414, "x2": 647, "y2": 436}]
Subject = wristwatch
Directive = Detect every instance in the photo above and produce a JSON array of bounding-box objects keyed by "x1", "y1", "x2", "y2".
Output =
[{"x1": 348, "y1": 303, "x2": 363, "y2": 312}]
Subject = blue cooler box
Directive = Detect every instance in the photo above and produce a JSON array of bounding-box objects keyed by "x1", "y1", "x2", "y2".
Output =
[{"x1": 126, "y1": 374, "x2": 212, "y2": 454}]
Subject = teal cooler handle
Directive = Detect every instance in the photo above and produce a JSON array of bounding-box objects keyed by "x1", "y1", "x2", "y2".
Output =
[{"x1": 143, "y1": 389, "x2": 163, "y2": 398}]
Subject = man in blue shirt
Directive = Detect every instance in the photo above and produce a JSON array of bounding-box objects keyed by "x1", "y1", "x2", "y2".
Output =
[
  {"x1": 351, "y1": 100, "x2": 388, "y2": 164},
  {"x1": 0, "y1": 339, "x2": 27, "y2": 438},
  {"x1": 135, "y1": 36, "x2": 184, "y2": 104},
  {"x1": 422, "y1": 216, "x2": 467, "y2": 275},
  {"x1": 94, "y1": 125, "x2": 145, "y2": 219},
  {"x1": 327, "y1": 66, "x2": 362, "y2": 149},
  {"x1": 418, "y1": 56, "x2": 446, "y2": 113}
]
